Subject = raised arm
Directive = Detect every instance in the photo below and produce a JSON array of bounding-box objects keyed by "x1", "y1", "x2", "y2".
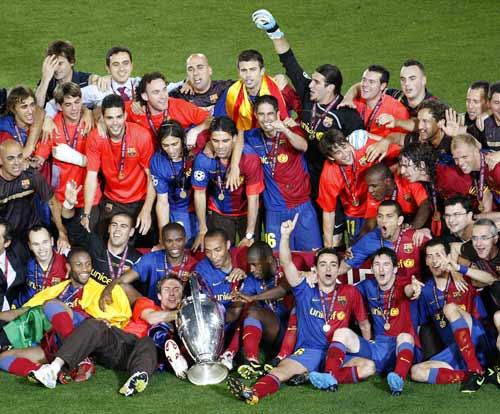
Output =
[{"x1": 279, "y1": 213, "x2": 303, "y2": 287}]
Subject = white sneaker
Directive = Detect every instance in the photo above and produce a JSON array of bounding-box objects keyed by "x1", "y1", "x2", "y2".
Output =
[
  {"x1": 219, "y1": 350, "x2": 234, "y2": 371},
  {"x1": 31, "y1": 364, "x2": 57, "y2": 389},
  {"x1": 164, "y1": 339, "x2": 188, "y2": 379}
]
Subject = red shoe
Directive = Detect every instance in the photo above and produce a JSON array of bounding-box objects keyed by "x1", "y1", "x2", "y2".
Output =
[
  {"x1": 58, "y1": 368, "x2": 77, "y2": 385},
  {"x1": 74, "y1": 358, "x2": 95, "y2": 383}
]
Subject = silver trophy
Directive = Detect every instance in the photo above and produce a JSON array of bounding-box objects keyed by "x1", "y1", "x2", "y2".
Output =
[{"x1": 177, "y1": 272, "x2": 228, "y2": 385}]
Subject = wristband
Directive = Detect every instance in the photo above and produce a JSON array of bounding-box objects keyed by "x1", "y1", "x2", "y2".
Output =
[
  {"x1": 266, "y1": 24, "x2": 285, "y2": 40},
  {"x1": 458, "y1": 264, "x2": 468, "y2": 275},
  {"x1": 62, "y1": 200, "x2": 75, "y2": 210}
]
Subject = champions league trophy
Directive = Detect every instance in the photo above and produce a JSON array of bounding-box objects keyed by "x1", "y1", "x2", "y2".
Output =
[{"x1": 177, "y1": 272, "x2": 228, "y2": 385}]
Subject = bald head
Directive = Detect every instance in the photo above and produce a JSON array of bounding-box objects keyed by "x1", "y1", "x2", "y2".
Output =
[
  {"x1": 0, "y1": 139, "x2": 24, "y2": 180},
  {"x1": 186, "y1": 53, "x2": 213, "y2": 94}
]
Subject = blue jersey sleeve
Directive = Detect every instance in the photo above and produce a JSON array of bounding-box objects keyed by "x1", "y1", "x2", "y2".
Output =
[
  {"x1": 213, "y1": 89, "x2": 229, "y2": 117},
  {"x1": 346, "y1": 230, "x2": 385, "y2": 268},
  {"x1": 150, "y1": 151, "x2": 170, "y2": 194},
  {"x1": 241, "y1": 276, "x2": 260, "y2": 296},
  {"x1": 133, "y1": 254, "x2": 155, "y2": 283},
  {"x1": 192, "y1": 153, "x2": 211, "y2": 189}
]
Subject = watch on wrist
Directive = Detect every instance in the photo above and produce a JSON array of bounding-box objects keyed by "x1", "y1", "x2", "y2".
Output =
[{"x1": 245, "y1": 232, "x2": 255, "y2": 240}]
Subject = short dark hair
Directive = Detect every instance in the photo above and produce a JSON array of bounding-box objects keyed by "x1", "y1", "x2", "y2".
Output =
[
  {"x1": 424, "y1": 237, "x2": 450, "y2": 255},
  {"x1": 106, "y1": 46, "x2": 132, "y2": 67},
  {"x1": 402, "y1": 59, "x2": 426, "y2": 75},
  {"x1": 46, "y1": 40, "x2": 76, "y2": 64},
  {"x1": 28, "y1": 225, "x2": 51, "y2": 238},
  {"x1": 53, "y1": 82, "x2": 82, "y2": 105},
  {"x1": 247, "y1": 241, "x2": 274, "y2": 260},
  {"x1": 443, "y1": 194, "x2": 473, "y2": 214},
  {"x1": 367, "y1": 64, "x2": 390, "y2": 85},
  {"x1": 372, "y1": 247, "x2": 398, "y2": 267},
  {"x1": 205, "y1": 228, "x2": 229, "y2": 244},
  {"x1": 161, "y1": 222, "x2": 186, "y2": 241},
  {"x1": 489, "y1": 82, "x2": 500, "y2": 101},
  {"x1": 68, "y1": 246, "x2": 91, "y2": 263},
  {"x1": 469, "y1": 80, "x2": 490, "y2": 100},
  {"x1": 110, "y1": 212, "x2": 135, "y2": 228},
  {"x1": 136, "y1": 72, "x2": 167, "y2": 106},
  {"x1": 314, "y1": 247, "x2": 340, "y2": 266},
  {"x1": 156, "y1": 275, "x2": 183, "y2": 294},
  {"x1": 101, "y1": 93, "x2": 125, "y2": 115},
  {"x1": 316, "y1": 64, "x2": 343, "y2": 95},
  {"x1": 378, "y1": 200, "x2": 403, "y2": 217},
  {"x1": 6, "y1": 86, "x2": 35, "y2": 114},
  {"x1": 365, "y1": 163, "x2": 393, "y2": 181},
  {"x1": 209, "y1": 116, "x2": 237, "y2": 137},
  {"x1": 417, "y1": 99, "x2": 447, "y2": 122},
  {"x1": 237, "y1": 49, "x2": 264, "y2": 69},
  {"x1": 157, "y1": 120, "x2": 186, "y2": 152},
  {"x1": 254, "y1": 94, "x2": 278, "y2": 112},
  {"x1": 0, "y1": 219, "x2": 14, "y2": 242},
  {"x1": 318, "y1": 129, "x2": 347, "y2": 157}
]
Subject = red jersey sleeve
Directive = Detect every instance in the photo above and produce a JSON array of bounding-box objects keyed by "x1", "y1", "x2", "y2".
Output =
[
  {"x1": 317, "y1": 162, "x2": 342, "y2": 212},
  {"x1": 170, "y1": 98, "x2": 209, "y2": 127},
  {"x1": 409, "y1": 181, "x2": 428, "y2": 205},
  {"x1": 34, "y1": 133, "x2": 55, "y2": 160},
  {"x1": 350, "y1": 286, "x2": 368, "y2": 323},
  {"x1": 85, "y1": 130, "x2": 103, "y2": 172},
  {"x1": 243, "y1": 153, "x2": 265, "y2": 196},
  {"x1": 364, "y1": 194, "x2": 379, "y2": 218},
  {"x1": 137, "y1": 128, "x2": 155, "y2": 170},
  {"x1": 131, "y1": 297, "x2": 159, "y2": 322},
  {"x1": 0, "y1": 131, "x2": 14, "y2": 143}
]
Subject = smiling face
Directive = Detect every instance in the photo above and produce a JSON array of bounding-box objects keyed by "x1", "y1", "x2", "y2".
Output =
[
  {"x1": 425, "y1": 243, "x2": 448, "y2": 278},
  {"x1": 472, "y1": 224, "x2": 498, "y2": 260},
  {"x1": 60, "y1": 95, "x2": 83, "y2": 124},
  {"x1": 69, "y1": 251, "x2": 92, "y2": 286},
  {"x1": 329, "y1": 142, "x2": 354, "y2": 166},
  {"x1": 417, "y1": 108, "x2": 439, "y2": 143},
  {"x1": 28, "y1": 228, "x2": 54, "y2": 264},
  {"x1": 361, "y1": 70, "x2": 385, "y2": 101},
  {"x1": 162, "y1": 227, "x2": 187, "y2": 261},
  {"x1": 157, "y1": 278, "x2": 183, "y2": 311},
  {"x1": 316, "y1": 253, "x2": 339, "y2": 291},
  {"x1": 372, "y1": 253, "x2": 397, "y2": 290},
  {"x1": 466, "y1": 88, "x2": 487, "y2": 121},
  {"x1": 107, "y1": 51, "x2": 133, "y2": 84},
  {"x1": 451, "y1": 142, "x2": 479, "y2": 174},
  {"x1": 309, "y1": 71, "x2": 334, "y2": 103},
  {"x1": 103, "y1": 106, "x2": 126, "y2": 140},
  {"x1": 255, "y1": 102, "x2": 278, "y2": 135},
  {"x1": 13, "y1": 96, "x2": 36, "y2": 128},
  {"x1": 142, "y1": 78, "x2": 169, "y2": 114},
  {"x1": 108, "y1": 214, "x2": 135, "y2": 248},
  {"x1": 444, "y1": 203, "x2": 473, "y2": 235}
]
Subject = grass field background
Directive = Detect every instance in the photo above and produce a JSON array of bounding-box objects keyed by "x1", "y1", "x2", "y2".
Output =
[{"x1": 1, "y1": 0, "x2": 499, "y2": 412}]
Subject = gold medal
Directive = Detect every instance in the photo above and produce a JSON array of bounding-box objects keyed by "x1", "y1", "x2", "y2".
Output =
[
  {"x1": 179, "y1": 189, "x2": 187, "y2": 199},
  {"x1": 433, "y1": 211, "x2": 441, "y2": 221},
  {"x1": 478, "y1": 201, "x2": 484, "y2": 212},
  {"x1": 384, "y1": 322, "x2": 391, "y2": 331},
  {"x1": 118, "y1": 171, "x2": 125, "y2": 180},
  {"x1": 439, "y1": 320, "x2": 447, "y2": 329},
  {"x1": 218, "y1": 193, "x2": 225, "y2": 201},
  {"x1": 352, "y1": 199, "x2": 360, "y2": 207}
]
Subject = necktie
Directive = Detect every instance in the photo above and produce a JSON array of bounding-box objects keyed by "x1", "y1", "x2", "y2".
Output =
[{"x1": 117, "y1": 87, "x2": 130, "y2": 102}]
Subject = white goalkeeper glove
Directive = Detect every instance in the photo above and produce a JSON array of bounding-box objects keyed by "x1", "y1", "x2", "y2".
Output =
[{"x1": 252, "y1": 9, "x2": 284, "y2": 39}]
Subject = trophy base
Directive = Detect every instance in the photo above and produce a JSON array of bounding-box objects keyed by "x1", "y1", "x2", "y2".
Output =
[{"x1": 187, "y1": 362, "x2": 228, "y2": 385}]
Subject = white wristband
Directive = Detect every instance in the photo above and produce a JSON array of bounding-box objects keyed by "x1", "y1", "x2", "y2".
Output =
[{"x1": 63, "y1": 200, "x2": 75, "y2": 210}]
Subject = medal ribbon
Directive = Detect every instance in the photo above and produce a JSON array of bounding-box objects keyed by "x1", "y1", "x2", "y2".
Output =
[
  {"x1": 319, "y1": 288, "x2": 338, "y2": 329},
  {"x1": 110, "y1": 128, "x2": 128, "y2": 180},
  {"x1": 260, "y1": 131, "x2": 281, "y2": 177},
  {"x1": 164, "y1": 252, "x2": 188, "y2": 279},
  {"x1": 339, "y1": 163, "x2": 358, "y2": 205},
  {"x1": 57, "y1": 283, "x2": 83, "y2": 306},
  {"x1": 379, "y1": 284, "x2": 395, "y2": 327},
  {"x1": 34, "y1": 254, "x2": 55, "y2": 292},
  {"x1": 146, "y1": 107, "x2": 168, "y2": 138},
  {"x1": 106, "y1": 246, "x2": 129, "y2": 280},
  {"x1": 310, "y1": 96, "x2": 341, "y2": 133},
  {"x1": 473, "y1": 152, "x2": 485, "y2": 206},
  {"x1": 61, "y1": 117, "x2": 81, "y2": 149},
  {"x1": 13, "y1": 124, "x2": 25, "y2": 146},
  {"x1": 215, "y1": 157, "x2": 227, "y2": 200},
  {"x1": 361, "y1": 97, "x2": 384, "y2": 130},
  {"x1": 167, "y1": 156, "x2": 187, "y2": 195},
  {"x1": 432, "y1": 275, "x2": 451, "y2": 309}
]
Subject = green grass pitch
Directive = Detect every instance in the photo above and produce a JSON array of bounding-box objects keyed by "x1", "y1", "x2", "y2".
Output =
[{"x1": 1, "y1": 0, "x2": 499, "y2": 412}]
